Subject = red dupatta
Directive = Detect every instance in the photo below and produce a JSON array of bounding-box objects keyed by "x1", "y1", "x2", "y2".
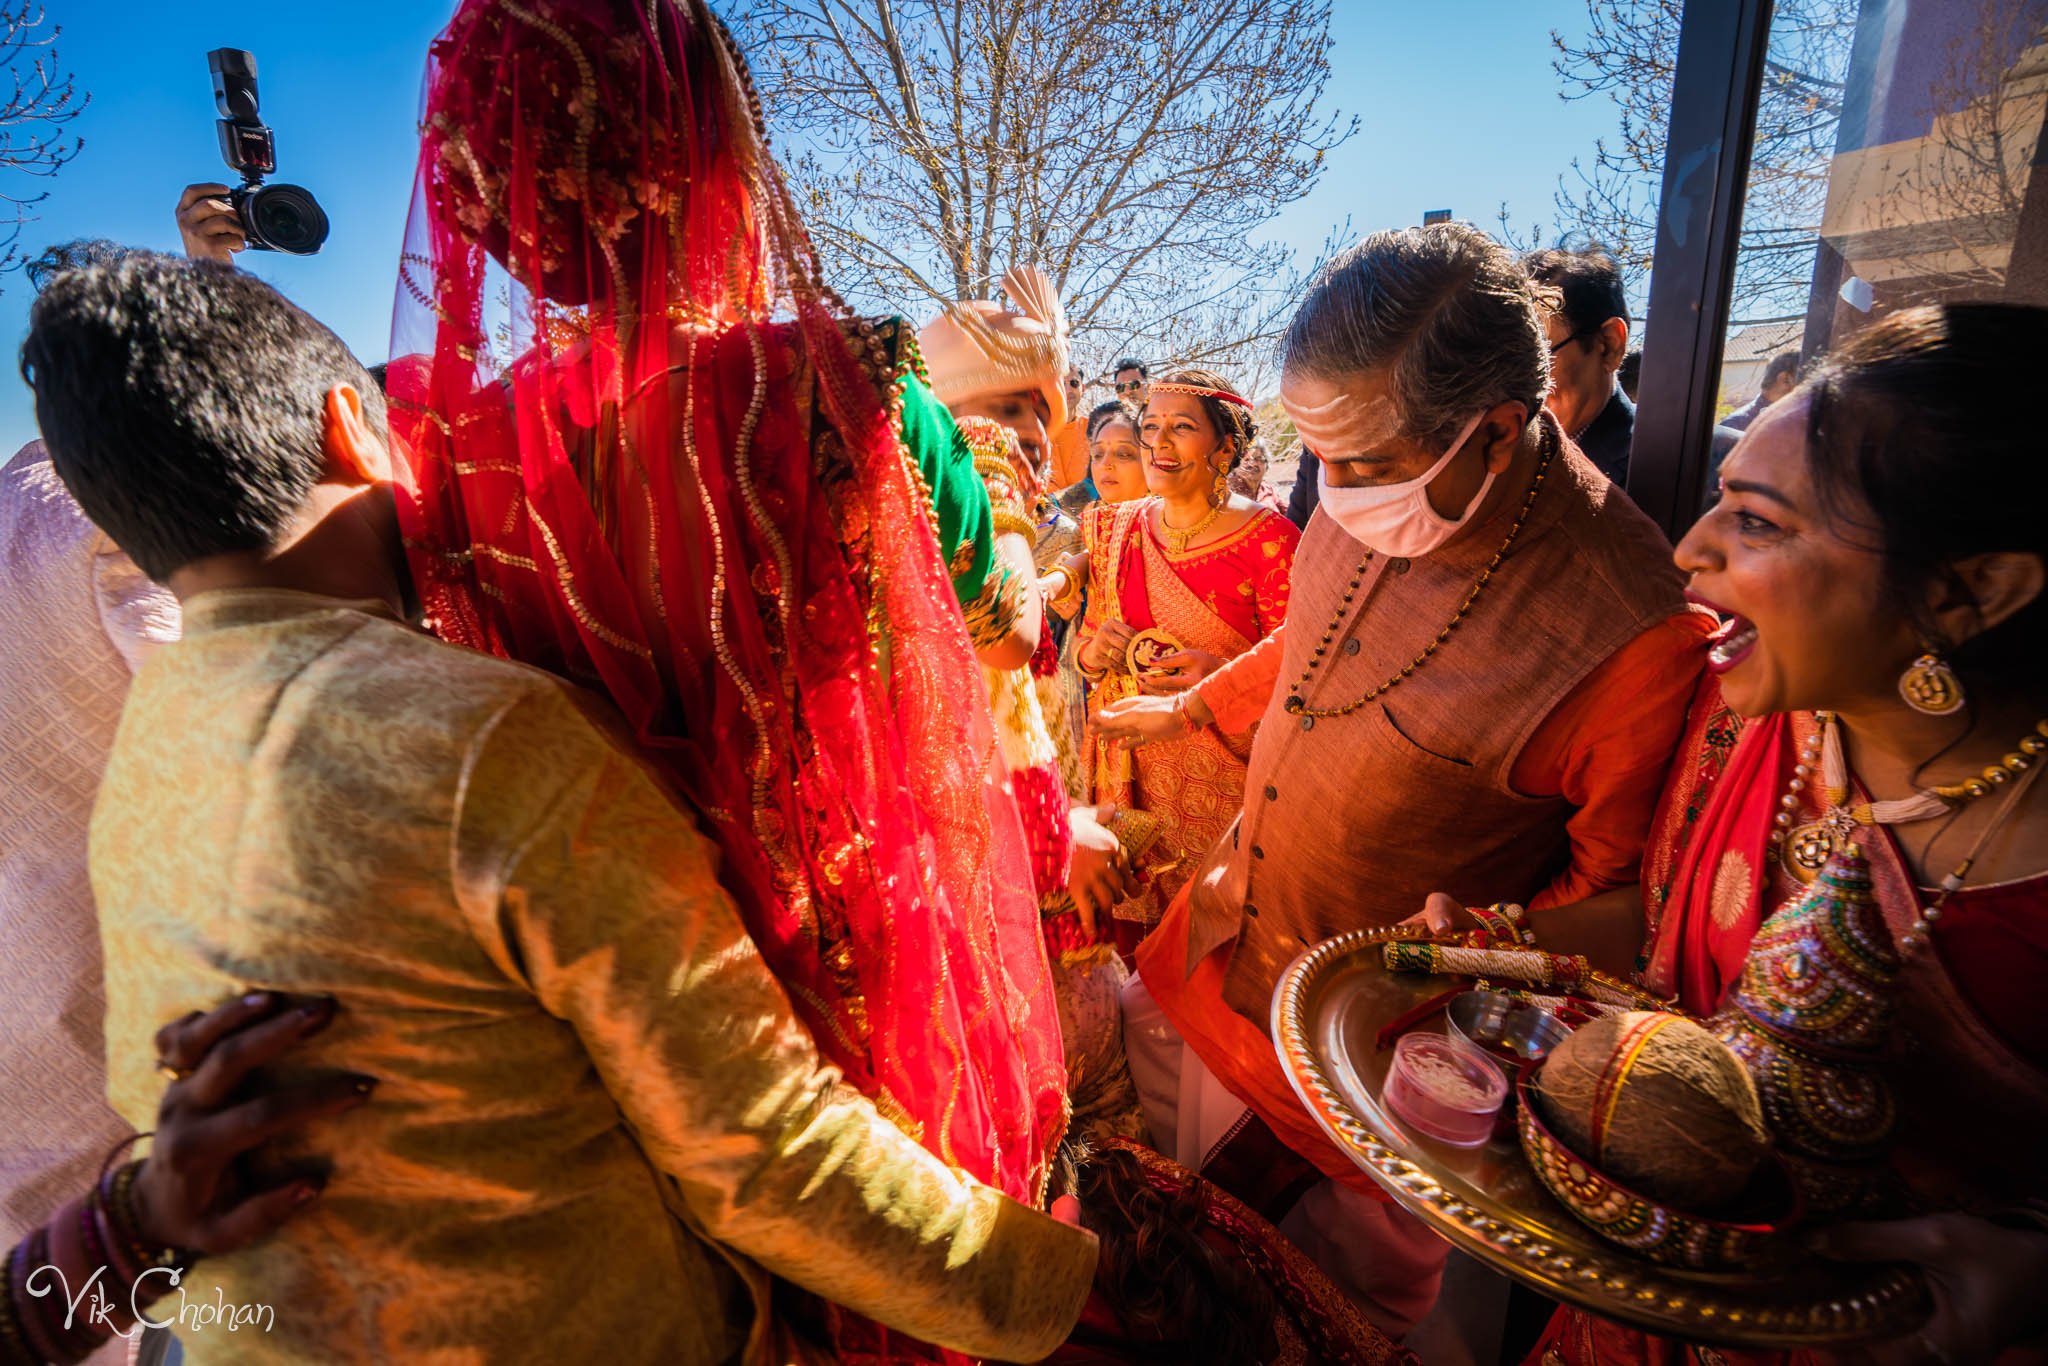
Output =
[
  {"x1": 1640, "y1": 699, "x2": 1801, "y2": 1016},
  {"x1": 387, "y1": 0, "x2": 1067, "y2": 1313}
]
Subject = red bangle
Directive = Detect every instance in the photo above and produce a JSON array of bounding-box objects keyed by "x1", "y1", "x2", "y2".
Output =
[
  {"x1": 12, "y1": 1226, "x2": 67, "y2": 1364},
  {"x1": 0, "y1": 1246, "x2": 31, "y2": 1364}
]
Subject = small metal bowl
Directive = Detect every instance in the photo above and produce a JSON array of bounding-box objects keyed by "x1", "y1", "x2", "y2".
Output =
[{"x1": 1445, "y1": 990, "x2": 1577, "y2": 1075}]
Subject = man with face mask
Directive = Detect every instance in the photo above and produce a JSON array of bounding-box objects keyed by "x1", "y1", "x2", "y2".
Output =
[{"x1": 1099, "y1": 224, "x2": 1712, "y2": 1338}]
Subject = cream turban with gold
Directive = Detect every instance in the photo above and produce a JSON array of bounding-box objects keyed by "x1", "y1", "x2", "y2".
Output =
[{"x1": 918, "y1": 265, "x2": 1071, "y2": 432}]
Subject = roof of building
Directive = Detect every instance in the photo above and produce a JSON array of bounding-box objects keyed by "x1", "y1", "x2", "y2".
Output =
[{"x1": 1722, "y1": 319, "x2": 1804, "y2": 365}]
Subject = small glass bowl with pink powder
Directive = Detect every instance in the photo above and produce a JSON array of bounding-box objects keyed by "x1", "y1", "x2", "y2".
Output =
[{"x1": 1383, "y1": 1032, "x2": 1509, "y2": 1148}]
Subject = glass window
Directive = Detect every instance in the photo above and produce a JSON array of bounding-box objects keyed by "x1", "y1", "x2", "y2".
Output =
[{"x1": 1708, "y1": 0, "x2": 2048, "y2": 492}]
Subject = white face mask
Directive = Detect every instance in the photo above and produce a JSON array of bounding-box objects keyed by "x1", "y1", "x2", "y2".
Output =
[{"x1": 1315, "y1": 410, "x2": 1494, "y2": 558}]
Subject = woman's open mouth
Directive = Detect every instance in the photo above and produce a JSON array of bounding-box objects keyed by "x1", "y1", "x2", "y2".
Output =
[{"x1": 1706, "y1": 612, "x2": 1759, "y2": 675}]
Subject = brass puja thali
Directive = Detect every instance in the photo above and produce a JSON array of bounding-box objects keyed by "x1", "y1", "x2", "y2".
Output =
[{"x1": 1272, "y1": 927, "x2": 1929, "y2": 1349}]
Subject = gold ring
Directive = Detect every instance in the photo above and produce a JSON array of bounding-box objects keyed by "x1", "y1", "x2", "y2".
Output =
[{"x1": 155, "y1": 1060, "x2": 193, "y2": 1082}]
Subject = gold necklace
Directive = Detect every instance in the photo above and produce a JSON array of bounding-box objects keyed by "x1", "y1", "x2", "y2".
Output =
[
  {"x1": 1776, "y1": 712, "x2": 2048, "y2": 882},
  {"x1": 1157, "y1": 494, "x2": 1224, "y2": 554},
  {"x1": 1900, "y1": 757, "x2": 2045, "y2": 957},
  {"x1": 1280, "y1": 439, "x2": 1553, "y2": 729}
]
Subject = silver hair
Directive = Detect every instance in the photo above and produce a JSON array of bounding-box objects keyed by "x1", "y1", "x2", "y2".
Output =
[{"x1": 1281, "y1": 222, "x2": 1554, "y2": 452}]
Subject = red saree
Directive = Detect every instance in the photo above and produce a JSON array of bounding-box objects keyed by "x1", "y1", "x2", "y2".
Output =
[
  {"x1": 388, "y1": 7, "x2": 1066, "y2": 1358},
  {"x1": 1535, "y1": 679, "x2": 2048, "y2": 1365},
  {"x1": 1079, "y1": 499, "x2": 1298, "y2": 951}
]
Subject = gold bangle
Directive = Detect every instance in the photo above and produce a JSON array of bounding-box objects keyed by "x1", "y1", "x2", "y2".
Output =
[
  {"x1": 971, "y1": 453, "x2": 1018, "y2": 485},
  {"x1": 963, "y1": 566, "x2": 1025, "y2": 650},
  {"x1": 992, "y1": 508, "x2": 1038, "y2": 541}
]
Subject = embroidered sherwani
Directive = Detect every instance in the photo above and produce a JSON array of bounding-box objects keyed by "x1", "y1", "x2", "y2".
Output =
[{"x1": 92, "y1": 589, "x2": 1096, "y2": 1365}]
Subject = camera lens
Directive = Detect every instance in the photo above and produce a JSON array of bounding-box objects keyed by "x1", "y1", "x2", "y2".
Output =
[{"x1": 244, "y1": 183, "x2": 329, "y2": 256}]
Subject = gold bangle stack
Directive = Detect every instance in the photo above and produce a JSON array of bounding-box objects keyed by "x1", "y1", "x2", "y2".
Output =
[
  {"x1": 963, "y1": 565, "x2": 1025, "y2": 650},
  {"x1": 992, "y1": 507, "x2": 1039, "y2": 541}
]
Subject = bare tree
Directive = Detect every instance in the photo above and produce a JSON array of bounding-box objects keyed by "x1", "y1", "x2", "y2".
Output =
[
  {"x1": 1540, "y1": 0, "x2": 1856, "y2": 323},
  {"x1": 734, "y1": 0, "x2": 1354, "y2": 384},
  {"x1": 0, "y1": 0, "x2": 85, "y2": 278}
]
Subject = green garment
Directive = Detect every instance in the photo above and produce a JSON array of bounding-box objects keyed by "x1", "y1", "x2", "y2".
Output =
[{"x1": 877, "y1": 318, "x2": 995, "y2": 608}]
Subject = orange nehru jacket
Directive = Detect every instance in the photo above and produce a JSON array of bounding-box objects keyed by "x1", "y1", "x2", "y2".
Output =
[{"x1": 1144, "y1": 607, "x2": 1714, "y2": 1190}]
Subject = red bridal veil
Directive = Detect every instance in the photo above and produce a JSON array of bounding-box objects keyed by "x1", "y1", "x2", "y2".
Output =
[{"x1": 387, "y1": 0, "x2": 1067, "y2": 1245}]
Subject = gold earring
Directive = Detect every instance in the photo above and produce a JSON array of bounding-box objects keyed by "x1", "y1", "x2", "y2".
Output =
[
  {"x1": 1211, "y1": 465, "x2": 1229, "y2": 507},
  {"x1": 1898, "y1": 650, "x2": 1965, "y2": 716}
]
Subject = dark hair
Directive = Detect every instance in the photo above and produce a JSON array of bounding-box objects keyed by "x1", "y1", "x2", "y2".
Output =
[
  {"x1": 1143, "y1": 367, "x2": 1257, "y2": 470},
  {"x1": 1524, "y1": 246, "x2": 1629, "y2": 334},
  {"x1": 1803, "y1": 303, "x2": 2048, "y2": 693},
  {"x1": 1113, "y1": 356, "x2": 1148, "y2": 379},
  {"x1": 21, "y1": 251, "x2": 389, "y2": 581},
  {"x1": 1762, "y1": 350, "x2": 1801, "y2": 385},
  {"x1": 1069, "y1": 1144, "x2": 1277, "y2": 1364},
  {"x1": 1618, "y1": 349, "x2": 1643, "y2": 400},
  {"x1": 1085, "y1": 398, "x2": 1138, "y2": 440},
  {"x1": 25, "y1": 239, "x2": 130, "y2": 294},
  {"x1": 1284, "y1": 223, "x2": 1551, "y2": 450}
]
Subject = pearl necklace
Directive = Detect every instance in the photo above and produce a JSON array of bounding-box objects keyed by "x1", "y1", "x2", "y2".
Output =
[
  {"x1": 1771, "y1": 712, "x2": 2048, "y2": 957},
  {"x1": 1776, "y1": 713, "x2": 2048, "y2": 880}
]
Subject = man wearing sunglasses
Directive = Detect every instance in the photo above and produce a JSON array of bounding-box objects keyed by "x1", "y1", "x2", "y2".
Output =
[
  {"x1": 1525, "y1": 248, "x2": 1634, "y2": 487},
  {"x1": 1048, "y1": 364, "x2": 1093, "y2": 489},
  {"x1": 1112, "y1": 357, "x2": 1148, "y2": 407}
]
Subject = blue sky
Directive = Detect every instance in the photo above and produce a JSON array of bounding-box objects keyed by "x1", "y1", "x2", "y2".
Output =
[{"x1": 0, "y1": 0, "x2": 1616, "y2": 454}]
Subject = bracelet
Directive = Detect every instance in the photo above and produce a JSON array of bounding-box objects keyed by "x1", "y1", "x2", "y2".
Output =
[
  {"x1": 106, "y1": 1162, "x2": 186, "y2": 1276},
  {"x1": 45, "y1": 1208, "x2": 101, "y2": 1362},
  {"x1": 90, "y1": 1175, "x2": 143, "y2": 1290},
  {"x1": 12, "y1": 1227, "x2": 64, "y2": 1365},
  {"x1": 963, "y1": 566, "x2": 1025, "y2": 651},
  {"x1": 0, "y1": 1245, "x2": 31, "y2": 1364},
  {"x1": 991, "y1": 507, "x2": 1038, "y2": 541},
  {"x1": 1464, "y1": 902, "x2": 1537, "y2": 950},
  {"x1": 1043, "y1": 566, "x2": 1084, "y2": 617}
]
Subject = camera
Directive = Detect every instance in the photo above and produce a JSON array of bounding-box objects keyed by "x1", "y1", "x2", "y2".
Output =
[{"x1": 209, "y1": 48, "x2": 328, "y2": 256}]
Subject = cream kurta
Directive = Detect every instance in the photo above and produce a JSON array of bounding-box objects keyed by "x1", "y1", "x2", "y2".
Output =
[
  {"x1": 91, "y1": 589, "x2": 1094, "y2": 1364},
  {"x1": 0, "y1": 443, "x2": 179, "y2": 1366}
]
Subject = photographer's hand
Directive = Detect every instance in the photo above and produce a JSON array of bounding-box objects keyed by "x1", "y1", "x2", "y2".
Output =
[{"x1": 177, "y1": 183, "x2": 245, "y2": 263}]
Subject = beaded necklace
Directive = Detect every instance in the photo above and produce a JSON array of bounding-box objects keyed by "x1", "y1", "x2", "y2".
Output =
[
  {"x1": 1280, "y1": 439, "x2": 1553, "y2": 728},
  {"x1": 1771, "y1": 712, "x2": 2048, "y2": 956}
]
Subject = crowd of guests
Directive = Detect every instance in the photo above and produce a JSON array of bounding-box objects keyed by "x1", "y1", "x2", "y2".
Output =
[{"x1": 2, "y1": 0, "x2": 2044, "y2": 1364}]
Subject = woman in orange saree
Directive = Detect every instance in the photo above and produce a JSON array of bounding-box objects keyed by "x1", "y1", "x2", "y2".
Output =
[
  {"x1": 1064, "y1": 369, "x2": 1299, "y2": 954},
  {"x1": 1509, "y1": 305, "x2": 2048, "y2": 1366}
]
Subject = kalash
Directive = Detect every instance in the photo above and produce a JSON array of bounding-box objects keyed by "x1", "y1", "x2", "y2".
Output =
[{"x1": 1710, "y1": 843, "x2": 1904, "y2": 1217}]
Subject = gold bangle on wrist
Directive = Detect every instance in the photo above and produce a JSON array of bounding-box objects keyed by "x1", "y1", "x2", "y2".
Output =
[{"x1": 992, "y1": 508, "x2": 1038, "y2": 541}]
